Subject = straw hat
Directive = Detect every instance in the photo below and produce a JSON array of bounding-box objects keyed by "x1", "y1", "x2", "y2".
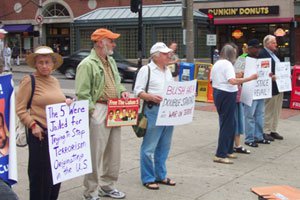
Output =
[{"x1": 26, "y1": 46, "x2": 63, "y2": 70}]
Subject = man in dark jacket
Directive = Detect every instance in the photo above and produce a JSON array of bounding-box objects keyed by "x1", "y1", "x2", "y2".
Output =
[{"x1": 258, "y1": 35, "x2": 284, "y2": 141}]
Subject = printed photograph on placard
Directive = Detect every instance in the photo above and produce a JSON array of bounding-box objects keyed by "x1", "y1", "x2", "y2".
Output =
[{"x1": 106, "y1": 98, "x2": 140, "y2": 127}]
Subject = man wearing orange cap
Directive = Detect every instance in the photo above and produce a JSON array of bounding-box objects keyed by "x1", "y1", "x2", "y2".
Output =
[{"x1": 75, "y1": 28, "x2": 129, "y2": 200}]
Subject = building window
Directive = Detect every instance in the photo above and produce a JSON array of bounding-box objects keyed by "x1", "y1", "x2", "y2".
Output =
[{"x1": 42, "y1": 3, "x2": 70, "y2": 17}]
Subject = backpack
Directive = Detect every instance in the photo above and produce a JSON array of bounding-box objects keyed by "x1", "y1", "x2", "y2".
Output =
[{"x1": 16, "y1": 75, "x2": 35, "y2": 147}]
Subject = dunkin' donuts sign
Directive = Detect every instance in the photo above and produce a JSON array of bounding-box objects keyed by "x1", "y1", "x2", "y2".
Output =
[{"x1": 200, "y1": 6, "x2": 279, "y2": 17}]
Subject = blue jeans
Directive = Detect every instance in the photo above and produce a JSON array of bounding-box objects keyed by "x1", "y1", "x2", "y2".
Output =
[
  {"x1": 213, "y1": 88, "x2": 237, "y2": 158},
  {"x1": 235, "y1": 102, "x2": 245, "y2": 135},
  {"x1": 244, "y1": 99, "x2": 265, "y2": 143},
  {"x1": 140, "y1": 105, "x2": 174, "y2": 184}
]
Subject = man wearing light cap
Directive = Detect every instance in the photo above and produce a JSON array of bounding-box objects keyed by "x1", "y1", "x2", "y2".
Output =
[
  {"x1": 134, "y1": 42, "x2": 176, "y2": 190},
  {"x1": 75, "y1": 28, "x2": 129, "y2": 200}
]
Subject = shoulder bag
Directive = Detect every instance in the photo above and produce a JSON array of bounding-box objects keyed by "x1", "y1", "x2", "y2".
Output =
[
  {"x1": 132, "y1": 65, "x2": 150, "y2": 138},
  {"x1": 16, "y1": 74, "x2": 35, "y2": 147}
]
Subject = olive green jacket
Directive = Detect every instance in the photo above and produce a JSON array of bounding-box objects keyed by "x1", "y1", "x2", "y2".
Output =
[{"x1": 75, "y1": 48, "x2": 126, "y2": 113}]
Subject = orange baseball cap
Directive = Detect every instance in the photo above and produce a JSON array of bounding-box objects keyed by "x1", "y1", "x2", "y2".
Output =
[{"x1": 91, "y1": 28, "x2": 120, "y2": 42}]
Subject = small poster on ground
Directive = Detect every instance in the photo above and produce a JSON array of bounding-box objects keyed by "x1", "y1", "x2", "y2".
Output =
[
  {"x1": 106, "y1": 98, "x2": 140, "y2": 127},
  {"x1": 251, "y1": 185, "x2": 300, "y2": 199},
  {"x1": 275, "y1": 62, "x2": 292, "y2": 92},
  {"x1": 46, "y1": 100, "x2": 92, "y2": 185}
]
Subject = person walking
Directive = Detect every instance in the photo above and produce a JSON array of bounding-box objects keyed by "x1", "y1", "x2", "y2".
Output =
[
  {"x1": 12, "y1": 44, "x2": 20, "y2": 66},
  {"x1": 211, "y1": 44, "x2": 257, "y2": 164},
  {"x1": 75, "y1": 28, "x2": 129, "y2": 200},
  {"x1": 16, "y1": 46, "x2": 73, "y2": 200},
  {"x1": 258, "y1": 35, "x2": 284, "y2": 141},
  {"x1": 134, "y1": 42, "x2": 176, "y2": 190},
  {"x1": 3, "y1": 44, "x2": 11, "y2": 71}
]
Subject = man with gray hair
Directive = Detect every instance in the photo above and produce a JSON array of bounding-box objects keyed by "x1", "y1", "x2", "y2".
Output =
[
  {"x1": 76, "y1": 28, "x2": 129, "y2": 200},
  {"x1": 134, "y1": 42, "x2": 176, "y2": 190},
  {"x1": 258, "y1": 34, "x2": 284, "y2": 141}
]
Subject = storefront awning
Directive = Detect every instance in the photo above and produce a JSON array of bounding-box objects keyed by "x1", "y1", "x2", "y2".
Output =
[
  {"x1": 214, "y1": 17, "x2": 294, "y2": 25},
  {"x1": 2, "y1": 24, "x2": 33, "y2": 32}
]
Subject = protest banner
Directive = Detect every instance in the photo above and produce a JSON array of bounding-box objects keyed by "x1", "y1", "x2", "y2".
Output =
[
  {"x1": 46, "y1": 100, "x2": 92, "y2": 184},
  {"x1": 275, "y1": 62, "x2": 292, "y2": 92},
  {"x1": 241, "y1": 57, "x2": 272, "y2": 106},
  {"x1": 0, "y1": 74, "x2": 17, "y2": 185},
  {"x1": 156, "y1": 80, "x2": 196, "y2": 126},
  {"x1": 106, "y1": 98, "x2": 140, "y2": 127}
]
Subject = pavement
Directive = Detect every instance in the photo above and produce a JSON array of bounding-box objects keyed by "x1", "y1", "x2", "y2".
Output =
[{"x1": 11, "y1": 64, "x2": 300, "y2": 200}]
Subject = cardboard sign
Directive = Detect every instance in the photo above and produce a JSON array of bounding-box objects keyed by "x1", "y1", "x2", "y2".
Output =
[
  {"x1": 251, "y1": 185, "x2": 300, "y2": 199},
  {"x1": 275, "y1": 62, "x2": 292, "y2": 92},
  {"x1": 156, "y1": 80, "x2": 196, "y2": 126},
  {"x1": 241, "y1": 57, "x2": 272, "y2": 106},
  {"x1": 106, "y1": 98, "x2": 140, "y2": 127},
  {"x1": 46, "y1": 100, "x2": 92, "y2": 184}
]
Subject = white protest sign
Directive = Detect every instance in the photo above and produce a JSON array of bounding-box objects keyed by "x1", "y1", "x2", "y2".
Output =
[
  {"x1": 156, "y1": 80, "x2": 196, "y2": 126},
  {"x1": 46, "y1": 100, "x2": 92, "y2": 184},
  {"x1": 275, "y1": 62, "x2": 292, "y2": 92},
  {"x1": 253, "y1": 58, "x2": 272, "y2": 100},
  {"x1": 240, "y1": 57, "x2": 257, "y2": 106},
  {"x1": 241, "y1": 57, "x2": 272, "y2": 106}
]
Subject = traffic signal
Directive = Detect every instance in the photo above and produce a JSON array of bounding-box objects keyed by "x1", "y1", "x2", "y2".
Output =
[
  {"x1": 130, "y1": 0, "x2": 140, "y2": 13},
  {"x1": 206, "y1": 13, "x2": 215, "y2": 31}
]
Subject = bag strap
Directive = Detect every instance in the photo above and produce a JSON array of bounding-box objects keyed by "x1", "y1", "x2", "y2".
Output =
[
  {"x1": 27, "y1": 74, "x2": 35, "y2": 109},
  {"x1": 141, "y1": 65, "x2": 150, "y2": 114}
]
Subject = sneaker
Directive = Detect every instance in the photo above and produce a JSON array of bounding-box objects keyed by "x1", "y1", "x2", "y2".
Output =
[
  {"x1": 82, "y1": 196, "x2": 100, "y2": 200},
  {"x1": 99, "y1": 188, "x2": 126, "y2": 199}
]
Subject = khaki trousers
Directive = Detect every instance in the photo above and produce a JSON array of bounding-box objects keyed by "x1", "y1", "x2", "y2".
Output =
[
  {"x1": 264, "y1": 92, "x2": 283, "y2": 133},
  {"x1": 83, "y1": 103, "x2": 121, "y2": 198}
]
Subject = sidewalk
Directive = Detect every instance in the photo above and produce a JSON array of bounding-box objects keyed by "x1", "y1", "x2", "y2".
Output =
[
  {"x1": 13, "y1": 109, "x2": 300, "y2": 200},
  {"x1": 12, "y1": 63, "x2": 300, "y2": 200}
]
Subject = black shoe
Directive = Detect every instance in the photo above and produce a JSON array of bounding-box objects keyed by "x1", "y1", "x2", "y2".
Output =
[
  {"x1": 244, "y1": 142, "x2": 258, "y2": 147},
  {"x1": 263, "y1": 133, "x2": 274, "y2": 141},
  {"x1": 270, "y1": 132, "x2": 283, "y2": 140},
  {"x1": 233, "y1": 146, "x2": 251, "y2": 154},
  {"x1": 256, "y1": 139, "x2": 271, "y2": 144}
]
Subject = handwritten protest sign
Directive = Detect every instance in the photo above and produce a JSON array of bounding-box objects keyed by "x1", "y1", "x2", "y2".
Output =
[
  {"x1": 253, "y1": 58, "x2": 272, "y2": 100},
  {"x1": 46, "y1": 100, "x2": 92, "y2": 184},
  {"x1": 241, "y1": 57, "x2": 272, "y2": 106},
  {"x1": 275, "y1": 62, "x2": 292, "y2": 92},
  {"x1": 106, "y1": 98, "x2": 140, "y2": 127},
  {"x1": 156, "y1": 80, "x2": 196, "y2": 126}
]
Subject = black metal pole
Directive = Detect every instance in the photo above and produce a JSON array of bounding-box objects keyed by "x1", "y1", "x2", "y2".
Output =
[{"x1": 137, "y1": 0, "x2": 143, "y2": 69}]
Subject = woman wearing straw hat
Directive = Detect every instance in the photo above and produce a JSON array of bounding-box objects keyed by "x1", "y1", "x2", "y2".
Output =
[{"x1": 16, "y1": 46, "x2": 73, "y2": 200}]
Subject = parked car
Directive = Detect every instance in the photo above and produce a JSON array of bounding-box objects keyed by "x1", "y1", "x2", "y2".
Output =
[{"x1": 58, "y1": 49, "x2": 138, "y2": 82}]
